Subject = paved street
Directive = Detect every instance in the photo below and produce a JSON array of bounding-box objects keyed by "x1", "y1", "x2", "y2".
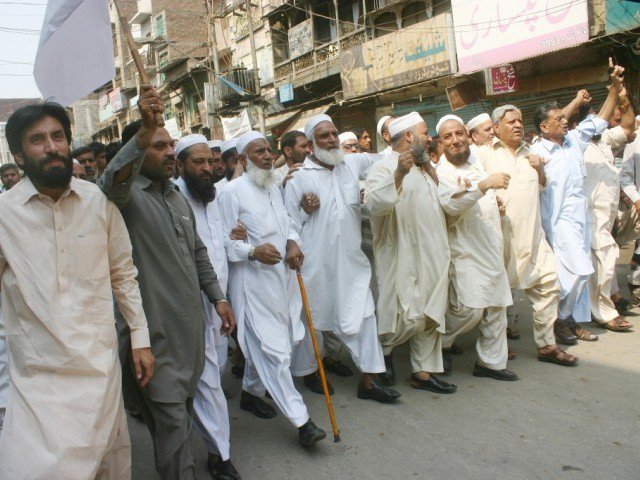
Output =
[{"x1": 130, "y1": 253, "x2": 640, "y2": 480}]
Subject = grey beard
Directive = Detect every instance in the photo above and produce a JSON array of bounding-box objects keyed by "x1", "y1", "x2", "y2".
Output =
[
  {"x1": 410, "y1": 141, "x2": 429, "y2": 166},
  {"x1": 246, "y1": 160, "x2": 277, "y2": 187},
  {"x1": 315, "y1": 147, "x2": 345, "y2": 166}
]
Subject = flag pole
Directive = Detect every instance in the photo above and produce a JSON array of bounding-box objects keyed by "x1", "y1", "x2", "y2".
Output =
[{"x1": 112, "y1": 0, "x2": 163, "y2": 124}]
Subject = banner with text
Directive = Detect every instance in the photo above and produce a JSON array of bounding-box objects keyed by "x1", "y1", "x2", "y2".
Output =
[
  {"x1": 451, "y1": 0, "x2": 589, "y2": 74},
  {"x1": 340, "y1": 13, "x2": 456, "y2": 100}
]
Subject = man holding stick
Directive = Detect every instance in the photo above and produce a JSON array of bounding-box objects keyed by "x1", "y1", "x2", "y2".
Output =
[{"x1": 217, "y1": 130, "x2": 326, "y2": 449}]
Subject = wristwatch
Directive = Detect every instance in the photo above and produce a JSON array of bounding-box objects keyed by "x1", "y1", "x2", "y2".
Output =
[
  {"x1": 248, "y1": 246, "x2": 256, "y2": 261},
  {"x1": 215, "y1": 299, "x2": 228, "y2": 305}
]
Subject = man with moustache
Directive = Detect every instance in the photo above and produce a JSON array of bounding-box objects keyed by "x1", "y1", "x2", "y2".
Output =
[
  {"x1": 273, "y1": 130, "x2": 310, "y2": 188},
  {"x1": 0, "y1": 101, "x2": 154, "y2": 478},
  {"x1": 72, "y1": 145, "x2": 98, "y2": 182},
  {"x1": 216, "y1": 138, "x2": 245, "y2": 192},
  {"x1": 436, "y1": 116, "x2": 517, "y2": 380},
  {"x1": 467, "y1": 113, "x2": 495, "y2": 151},
  {"x1": 477, "y1": 104, "x2": 574, "y2": 366},
  {"x1": 172, "y1": 134, "x2": 241, "y2": 479},
  {"x1": 0, "y1": 163, "x2": 20, "y2": 191},
  {"x1": 217, "y1": 130, "x2": 326, "y2": 448},
  {"x1": 99, "y1": 86, "x2": 234, "y2": 479},
  {"x1": 364, "y1": 112, "x2": 456, "y2": 394},
  {"x1": 207, "y1": 139, "x2": 227, "y2": 184},
  {"x1": 285, "y1": 114, "x2": 400, "y2": 403},
  {"x1": 531, "y1": 64, "x2": 624, "y2": 344}
]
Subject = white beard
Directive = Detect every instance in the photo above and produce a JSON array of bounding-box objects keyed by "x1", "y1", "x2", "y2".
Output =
[
  {"x1": 246, "y1": 160, "x2": 277, "y2": 187},
  {"x1": 314, "y1": 146, "x2": 345, "y2": 166}
]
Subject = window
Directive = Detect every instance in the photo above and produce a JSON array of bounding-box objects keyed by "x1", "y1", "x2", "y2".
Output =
[
  {"x1": 402, "y1": 2, "x2": 428, "y2": 28},
  {"x1": 153, "y1": 11, "x2": 166, "y2": 38},
  {"x1": 374, "y1": 12, "x2": 397, "y2": 37}
]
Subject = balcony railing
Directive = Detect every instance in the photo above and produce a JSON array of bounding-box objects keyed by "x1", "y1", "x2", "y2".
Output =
[
  {"x1": 219, "y1": 67, "x2": 258, "y2": 104},
  {"x1": 274, "y1": 29, "x2": 367, "y2": 87}
]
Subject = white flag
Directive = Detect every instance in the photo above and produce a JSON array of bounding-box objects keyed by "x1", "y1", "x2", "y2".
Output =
[{"x1": 34, "y1": 0, "x2": 115, "y2": 106}]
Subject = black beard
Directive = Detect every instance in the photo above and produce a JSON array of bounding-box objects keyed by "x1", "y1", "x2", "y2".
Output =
[
  {"x1": 22, "y1": 153, "x2": 72, "y2": 189},
  {"x1": 184, "y1": 169, "x2": 215, "y2": 204}
]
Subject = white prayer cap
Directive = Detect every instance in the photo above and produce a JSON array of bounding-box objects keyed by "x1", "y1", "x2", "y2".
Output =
[
  {"x1": 636, "y1": 115, "x2": 640, "y2": 121},
  {"x1": 304, "y1": 113, "x2": 334, "y2": 138},
  {"x1": 208, "y1": 139, "x2": 223, "y2": 149},
  {"x1": 175, "y1": 134, "x2": 208, "y2": 157},
  {"x1": 236, "y1": 130, "x2": 267, "y2": 155},
  {"x1": 73, "y1": 158, "x2": 81, "y2": 165},
  {"x1": 436, "y1": 114, "x2": 464, "y2": 134},
  {"x1": 376, "y1": 115, "x2": 391, "y2": 136},
  {"x1": 466, "y1": 113, "x2": 491, "y2": 131},
  {"x1": 339, "y1": 132, "x2": 358, "y2": 144},
  {"x1": 388, "y1": 112, "x2": 424, "y2": 138},
  {"x1": 220, "y1": 138, "x2": 238, "y2": 155}
]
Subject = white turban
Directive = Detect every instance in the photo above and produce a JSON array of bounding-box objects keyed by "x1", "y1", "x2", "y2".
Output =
[
  {"x1": 466, "y1": 113, "x2": 491, "y2": 131},
  {"x1": 304, "y1": 113, "x2": 333, "y2": 139},
  {"x1": 175, "y1": 134, "x2": 208, "y2": 157},
  {"x1": 376, "y1": 115, "x2": 391, "y2": 137},
  {"x1": 338, "y1": 132, "x2": 358, "y2": 144},
  {"x1": 208, "y1": 139, "x2": 223, "y2": 149},
  {"x1": 220, "y1": 138, "x2": 238, "y2": 155},
  {"x1": 436, "y1": 114, "x2": 464, "y2": 135},
  {"x1": 236, "y1": 130, "x2": 267, "y2": 155},
  {"x1": 388, "y1": 112, "x2": 424, "y2": 138}
]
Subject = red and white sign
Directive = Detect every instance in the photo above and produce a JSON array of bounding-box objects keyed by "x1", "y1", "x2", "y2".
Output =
[
  {"x1": 452, "y1": 0, "x2": 589, "y2": 74},
  {"x1": 486, "y1": 64, "x2": 519, "y2": 95}
]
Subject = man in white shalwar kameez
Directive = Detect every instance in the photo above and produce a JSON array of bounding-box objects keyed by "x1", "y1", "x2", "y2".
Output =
[
  {"x1": 286, "y1": 114, "x2": 401, "y2": 403},
  {"x1": 478, "y1": 105, "x2": 577, "y2": 366},
  {"x1": 218, "y1": 130, "x2": 326, "y2": 448},
  {"x1": 583, "y1": 97, "x2": 635, "y2": 332},
  {"x1": 0, "y1": 300, "x2": 6, "y2": 434},
  {"x1": 531, "y1": 65, "x2": 623, "y2": 343},
  {"x1": 173, "y1": 134, "x2": 241, "y2": 479},
  {"x1": 364, "y1": 112, "x2": 457, "y2": 394},
  {"x1": 376, "y1": 115, "x2": 394, "y2": 155},
  {"x1": 435, "y1": 116, "x2": 517, "y2": 381},
  {"x1": 0, "y1": 101, "x2": 154, "y2": 479}
]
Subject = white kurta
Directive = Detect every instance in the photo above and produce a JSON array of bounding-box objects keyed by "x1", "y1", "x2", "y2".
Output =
[
  {"x1": 477, "y1": 139, "x2": 559, "y2": 347},
  {"x1": 0, "y1": 299, "x2": 7, "y2": 431},
  {"x1": 584, "y1": 127, "x2": 628, "y2": 323},
  {"x1": 217, "y1": 175, "x2": 308, "y2": 427},
  {"x1": 174, "y1": 177, "x2": 231, "y2": 460},
  {"x1": 364, "y1": 151, "x2": 450, "y2": 335},
  {"x1": 284, "y1": 155, "x2": 376, "y2": 334},
  {"x1": 436, "y1": 156, "x2": 512, "y2": 309},
  {"x1": 0, "y1": 177, "x2": 150, "y2": 480}
]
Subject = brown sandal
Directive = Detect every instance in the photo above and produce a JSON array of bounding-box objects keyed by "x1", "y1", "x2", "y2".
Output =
[
  {"x1": 537, "y1": 347, "x2": 578, "y2": 366},
  {"x1": 601, "y1": 317, "x2": 633, "y2": 332}
]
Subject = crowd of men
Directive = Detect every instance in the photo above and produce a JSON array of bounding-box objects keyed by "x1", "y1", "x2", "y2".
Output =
[{"x1": 0, "y1": 59, "x2": 638, "y2": 480}]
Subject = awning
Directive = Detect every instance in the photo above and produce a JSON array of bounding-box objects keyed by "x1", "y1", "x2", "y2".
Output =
[
  {"x1": 264, "y1": 109, "x2": 300, "y2": 132},
  {"x1": 283, "y1": 102, "x2": 334, "y2": 134}
]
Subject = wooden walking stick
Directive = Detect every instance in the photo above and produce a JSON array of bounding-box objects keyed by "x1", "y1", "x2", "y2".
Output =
[
  {"x1": 296, "y1": 269, "x2": 341, "y2": 442},
  {"x1": 113, "y1": 0, "x2": 164, "y2": 126}
]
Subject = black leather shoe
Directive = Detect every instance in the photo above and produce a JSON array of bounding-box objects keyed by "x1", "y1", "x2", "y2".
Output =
[
  {"x1": 472, "y1": 362, "x2": 518, "y2": 381},
  {"x1": 207, "y1": 454, "x2": 242, "y2": 480},
  {"x1": 240, "y1": 391, "x2": 276, "y2": 419},
  {"x1": 410, "y1": 374, "x2": 457, "y2": 394},
  {"x1": 298, "y1": 420, "x2": 326, "y2": 448},
  {"x1": 324, "y1": 359, "x2": 354, "y2": 377},
  {"x1": 304, "y1": 371, "x2": 334, "y2": 395},
  {"x1": 442, "y1": 350, "x2": 452, "y2": 376},
  {"x1": 554, "y1": 320, "x2": 578, "y2": 346},
  {"x1": 357, "y1": 377, "x2": 401, "y2": 403},
  {"x1": 378, "y1": 354, "x2": 396, "y2": 386}
]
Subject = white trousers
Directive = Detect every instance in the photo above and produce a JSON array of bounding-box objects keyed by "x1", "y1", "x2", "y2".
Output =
[
  {"x1": 590, "y1": 245, "x2": 620, "y2": 323},
  {"x1": 242, "y1": 315, "x2": 309, "y2": 428},
  {"x1": 290, "y1": 314, "x2": 385, "y2": 377},
  {"x1": 442, "y1": 305, "x2": 508, "y2": 370},
  {"x1": 192, "y1": 326, "x2": 230, "y2": 460},
  {"x1": 556, "y1": 261, "x2": 591, "y2": 323}
]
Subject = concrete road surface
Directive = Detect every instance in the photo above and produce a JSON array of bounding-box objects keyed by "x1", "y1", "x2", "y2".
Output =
[{"x1": 130, "y1": 260, "x2": 640, "y2": 480}]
